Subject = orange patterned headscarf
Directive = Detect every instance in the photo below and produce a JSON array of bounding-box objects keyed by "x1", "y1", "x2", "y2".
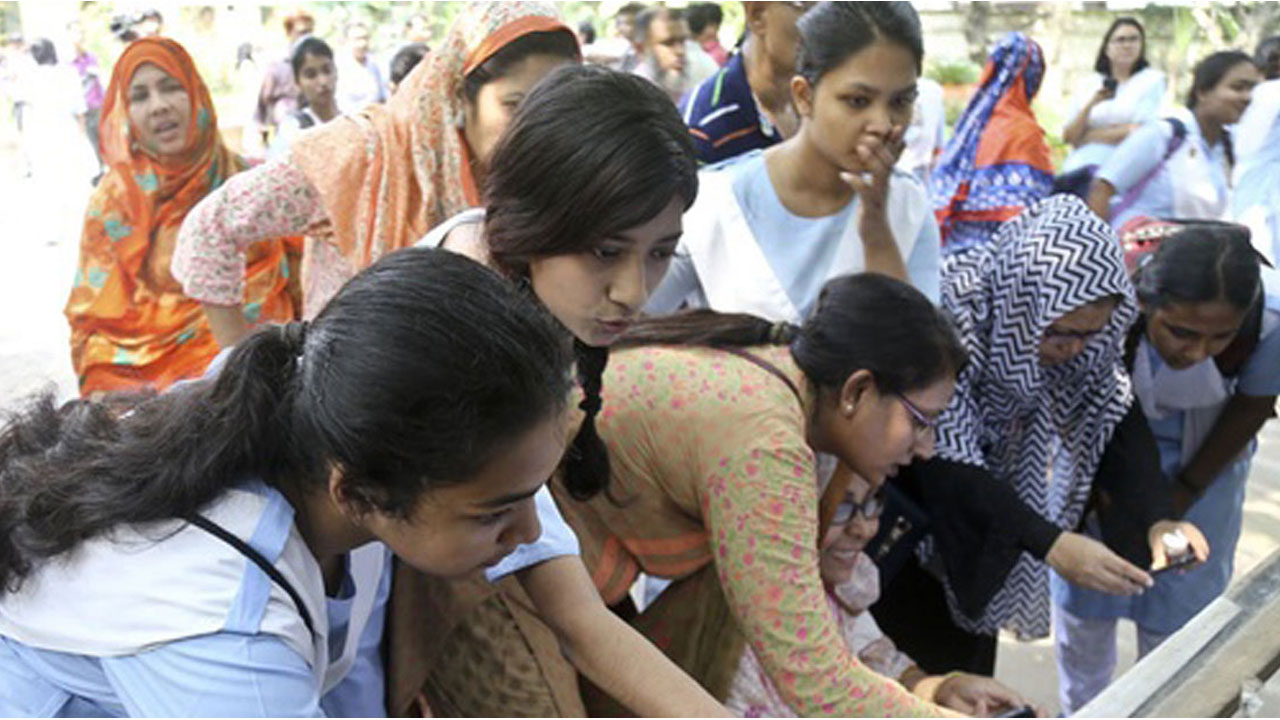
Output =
[
  {"x1": 291, "y1": 2, "x2": 576, "y2": 276},
  {"x1": 66, "y1": 37, "x2": 294, "y2": 395}
]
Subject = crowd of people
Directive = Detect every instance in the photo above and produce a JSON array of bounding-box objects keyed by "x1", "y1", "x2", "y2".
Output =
[{"x1": 0, "y1": 1, "x2": 1278, "y2": 717}]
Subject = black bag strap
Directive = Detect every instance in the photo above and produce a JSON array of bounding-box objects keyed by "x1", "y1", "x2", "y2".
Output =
[
  {"x1": 717, "y1": 346, "x2": 802, "y2": 404},
  {"x1": 184, "y1": 513, "x2": 317, "y2": 639}
]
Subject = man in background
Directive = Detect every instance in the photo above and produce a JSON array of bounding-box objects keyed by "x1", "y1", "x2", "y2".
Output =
[
  {"x1": 680, "y1": 1, "x2": 812, "y2": 163},
  {"x1": 67, "y1": 20, "x2": 104, "y2": 178},
  {"x1": 631, "y1": 7, "x2": 691, "y2": 103},
  {"x1": 336, "y1": 21, "x2": 386, "y2": 112},
  {"x1": 583, "y1": 2, "x2": 647, "y2": 71},
  {"x1": 687, "y1": 3, "x2": 728, "y2": 66}
]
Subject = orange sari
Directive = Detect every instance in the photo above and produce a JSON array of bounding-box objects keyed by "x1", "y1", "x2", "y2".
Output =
[{"x1": 65, "y1": 37, "x2": 296, "y2": 396}]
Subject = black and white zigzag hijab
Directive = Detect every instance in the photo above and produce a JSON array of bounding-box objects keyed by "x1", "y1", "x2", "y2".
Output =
[{"x1": 934, "y1": 194, "x2": 1137, "y2": 639}]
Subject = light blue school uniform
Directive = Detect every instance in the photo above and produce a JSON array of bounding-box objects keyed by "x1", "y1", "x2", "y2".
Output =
[
  {"x1": 1097, "y1": 107, "x2": 1232, "y2": 230},
  {"x1": 1052, "y1": 269, "x2": 1280, "y2": 635},
  {"x1": 647, "y1": 150, "x2": 940, "y2": 318},
  {"x1": 0, "y1": 481, "x2": 391, "y2": 717}
]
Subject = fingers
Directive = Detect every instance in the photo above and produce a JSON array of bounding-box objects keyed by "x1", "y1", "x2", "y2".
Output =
[
  {"x1": 839, "y1": 170, "x2": 869, "y2": 195},
  {"x1": 1181, "y1": 522, "x2": 1211, "y2": 561},
  {"x1": 1103, "y1": 554, "x2": 1153, "y2": 593},
  {"x1": 1149, "y1": 536, "x2": 1169, "y2": 569}
]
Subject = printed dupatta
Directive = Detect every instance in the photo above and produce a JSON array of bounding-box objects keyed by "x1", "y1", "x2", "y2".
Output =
[
  {"x1": 289, "y1": 2, "x2": 576, "y2": 290},
  {"x1": 934, "y1": 194, "x2": 1137, "y2": 638},
  {"x1": 933, "y1": 33, "x2": 1055, "y2": 255}
]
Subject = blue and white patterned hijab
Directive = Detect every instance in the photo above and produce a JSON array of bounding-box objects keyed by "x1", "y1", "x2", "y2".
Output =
[{"x1": 934, "y1": 194, "x2": 1138, "y2": 638}]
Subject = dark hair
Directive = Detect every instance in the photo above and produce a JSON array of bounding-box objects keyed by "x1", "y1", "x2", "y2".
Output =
[
  {"x1": 1256, "y1": 35, "x2": 1280, "y2": 80},
  {"x1": 796, "y1": 2, "x2": 923, "y2": 85},
  {"x1": 577, "y1": 20, "x2": 596, "y2": 46},
  {"x1": 1187, "y1": 50, "x2": 1256, "y2": 109},
  {"x1": 462, "y1": 29, "x2": 579, "y2": 104},
  {"x1": 633, "y1": 8, "x2": 678, "y2": 46},
  {"x1": 290, "y1": 36, "x2": 333, "y2": 80},
  {"x1": 618, "y1": 273, "x2": 968, "y2": 398},
  {"x1": 1134, "y1": 222, "x2": 1262, "y2": 312},
  {"x1": 0, "y1": 248, "x2": 573, "y2": 593},
  {"x1": 617, "y1": 3, "x2": 647, "y2": 20},
  {"x1": 483, "y1": 63, "x2": 697, "y2": 500},
  {"x1": 686, "y1": 3, "x2": 723, "y2": 36},
  {"x1": 1094, "y1": 17, "x2": 1149, "y2": 78},
  {"x1": 390, "y1": 42, "x2": 429, "y2": 87},
  {"x1": 29, "y1": 38, "x2": 55, "y2": 66}
]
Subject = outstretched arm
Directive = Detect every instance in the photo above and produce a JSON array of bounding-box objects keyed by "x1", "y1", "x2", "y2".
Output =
[{"x1": 517, "y1": 556, "x2": 732, "y2": 717}]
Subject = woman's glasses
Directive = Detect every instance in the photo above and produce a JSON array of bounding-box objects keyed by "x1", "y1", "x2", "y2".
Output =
[
  {"x1": 831, "y1": 485, "x2": 887, "y2": 525},
  {"x1": 896, "y1": 394, "x2": 939, "y2": 437}
]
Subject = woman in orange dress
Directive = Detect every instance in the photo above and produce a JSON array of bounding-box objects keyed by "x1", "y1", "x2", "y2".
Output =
[
  {"x1": 172, "y1": 2, "x2": 581, "y2": 339},
  {"x1": 65, "y1": 37, "x2": 296, "y2": 396}
]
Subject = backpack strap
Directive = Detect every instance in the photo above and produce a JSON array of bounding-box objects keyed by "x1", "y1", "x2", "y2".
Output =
[
  {"x1": 717, "y1": 346, "x2": 802, "y2": 405},
  {"x1": 184, "y1": 512, "x2": 317, "y2": 639}
]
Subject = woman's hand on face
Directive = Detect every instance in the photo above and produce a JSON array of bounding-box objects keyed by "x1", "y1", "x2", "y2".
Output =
[
  {"x1": 1046, "y1": 531, "x2": 1153, "y2": 595},
  {"x1": 1148, "y1": 520, "x2": 1210, "y2": 570},
  {"x1": 934, "y1": 673, "x2": 1044, "y2": 717},
  {"x1": 840, "y1": 125, "x2": 906, "y2": 221}
]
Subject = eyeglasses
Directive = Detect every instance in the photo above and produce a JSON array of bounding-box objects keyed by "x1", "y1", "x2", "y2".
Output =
[
  {"x1": 831, "y1": 485, "x2": 886, "y2": 525},
  {"x1": 1043, "y1": 325, "x2": 1103, "y2": 342},
  {"x1": 896, "y1": 394, "x2": 939, "y2": 436}
]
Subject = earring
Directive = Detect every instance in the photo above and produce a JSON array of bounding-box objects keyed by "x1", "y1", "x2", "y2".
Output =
[{"x1": 844, "y1": 403, "x2": 854, "y2": 415}]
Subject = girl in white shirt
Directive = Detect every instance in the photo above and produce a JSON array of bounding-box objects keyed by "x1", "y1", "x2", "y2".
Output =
[{"x1": 1061, "y1": 18, "x2": 1167, "y2": 174}]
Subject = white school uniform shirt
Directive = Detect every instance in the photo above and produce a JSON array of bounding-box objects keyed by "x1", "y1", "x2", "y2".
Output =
[
  {"x1": 648, "y1": 151, "x2": 938, "y2": 321},
  {"x1": 0, "y1": 480, "x2": 389, "y2": 716},
  {"x1": 417, "y1": 210, "x2": 583, "y2": 582},
  {"x1": 1233, "y1": 79, "x2": 1280, "y2": 264},
  {"x1": 1098, "y1": 106, "x2": 1232, "y2": 229},
  {"x1": 1061, "y1": 67, "x2": 1167, "y2": 173}
]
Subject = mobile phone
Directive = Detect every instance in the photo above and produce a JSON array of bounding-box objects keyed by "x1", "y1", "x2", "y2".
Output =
[
  {"x1": 1102, "y1": 77, "x2": 1118, "y2": 93},
  {"x1": 996, "y1": 705, "x2": 1036, "y2": 718},
  {"x1": 1151, "y1": 553, "x2": 1198, "y2": 576}
]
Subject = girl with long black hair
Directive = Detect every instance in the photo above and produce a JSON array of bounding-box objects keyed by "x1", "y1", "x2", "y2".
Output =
[
  {"x1": 0, "y1": 248, "x2": 574, "y2": 715},
  {"x1": 391, "y1": 64, "x2": 727, "y2": 717}
]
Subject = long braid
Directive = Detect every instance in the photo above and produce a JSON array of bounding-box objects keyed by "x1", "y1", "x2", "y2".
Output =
[{"x1": 562, "y1": 339, "x2": 610, "y2": 500}]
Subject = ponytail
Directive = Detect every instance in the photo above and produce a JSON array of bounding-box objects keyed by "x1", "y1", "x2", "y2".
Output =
[
  {"x1": 0, "y1": 248, "x2": 575, "y2": 593},
  {"x1": 615, "y1": 311, "x2": 798, "y2": 350},
  {"x1": 618, "y1": 273, "x2": 966, "y2": 397},
  {"x1": 0, "y1": 325, "x2": 303, "y2": 593}
]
